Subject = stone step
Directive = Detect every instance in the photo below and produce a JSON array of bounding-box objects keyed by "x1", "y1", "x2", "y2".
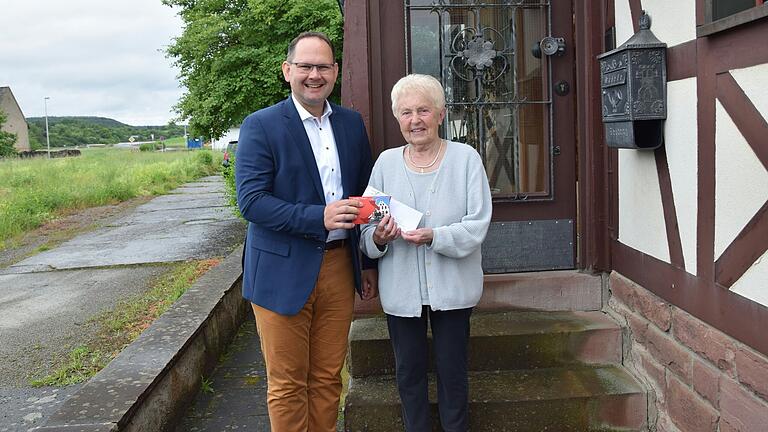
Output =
[
  {"x1": 344, "y1": 365, "x2": 646, "y2": 432},
  {"x1": 348, "y1": 311, "x2": 622, "y2": 378},
  {"x1": 354, "y1": 270, "x2": 603, "y2": 315}
]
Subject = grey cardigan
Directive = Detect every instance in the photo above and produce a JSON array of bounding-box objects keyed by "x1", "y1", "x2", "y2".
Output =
[{"x1": 361, "y1": 140, "x2": 492, "y2": 317}]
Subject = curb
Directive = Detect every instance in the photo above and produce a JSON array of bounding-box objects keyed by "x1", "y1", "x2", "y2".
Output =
[{"x1": 32, "y1": 245, "x2": 248, "y2": 432}]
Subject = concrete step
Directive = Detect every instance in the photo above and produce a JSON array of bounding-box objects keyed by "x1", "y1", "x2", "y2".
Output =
[
  {"x1": 354, "y1": 270, "x2": 603, "y2": 315},
  {"x1": 344, "y1": 365, "x2": 646, "y2": 432},
  {"x1": 348, "y1": 311, "x2": 622, "y2": 378}
]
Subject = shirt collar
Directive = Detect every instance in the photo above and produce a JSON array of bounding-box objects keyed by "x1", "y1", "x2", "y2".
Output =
[{"x1": 291, "y1": 94, "x2": 333, "y2": 122}]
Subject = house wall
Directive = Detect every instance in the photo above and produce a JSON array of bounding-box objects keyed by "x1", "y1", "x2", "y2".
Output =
[
  {"x1": 609, "y1": 272, "x2": 768, "y2": 431},
  {"x1": 609, "y1": 1, "x2": 768, "y2": 430},
  {"x1": 0, "y1": 87, "x2": 31, "y2": 152},
  {"x1": 211, "y1": 127, "x2": 240, "y2": 151}
]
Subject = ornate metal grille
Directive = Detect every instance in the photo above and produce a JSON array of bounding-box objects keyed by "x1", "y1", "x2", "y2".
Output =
[{"x1": 405, "y1": 0, "x2": 553, "y2": 200}]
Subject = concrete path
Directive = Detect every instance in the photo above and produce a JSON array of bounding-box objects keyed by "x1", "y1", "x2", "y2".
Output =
[
  {"x1": 0, "y1": 176, "x2": 246, "y2": 432},
  {"x1": 176, "y1": 314, "x2": 272, "y2": 431}
]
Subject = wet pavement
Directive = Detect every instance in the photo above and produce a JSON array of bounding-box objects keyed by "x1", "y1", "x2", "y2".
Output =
[{"x1": 0, "y1": 176, "x2": 246, "y2": 432}]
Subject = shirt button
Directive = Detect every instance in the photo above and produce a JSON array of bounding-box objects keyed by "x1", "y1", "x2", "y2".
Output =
[
  {"x1": 426, "y1": 211, "x2": 431, "y2": 216},
  {"x1": 317, "y1": 246, "x2": 323, "y2": 251},
  {"x1": 326, "y1": 147, "x2": 329, "y2": 150}
]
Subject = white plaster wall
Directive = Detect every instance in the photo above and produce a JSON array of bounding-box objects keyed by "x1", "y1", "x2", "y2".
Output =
[
  {"x1": 665, "y1": 78, "x2": 698, "y2": 274},
  {"x1": 619, "y1": 149, "x2": 670, "y2": 263},
  {"x1": 732, "y1": 250, "x2": 768, "y2": 308},
  {"x1": 725, "y1": 63, "x2": 768, "y2": 300},
  {"x1": 731, "y1": 63, "x2": 768, "y2": 123},
  {"x1": 642, "y1": 0, "x2": 696, "y2": 46},
  {"x1": 615, "y1": 0, "x2": 634, "y2": 47},
  {"x1": 714, "y1": 101, "x2": 768, "y2": 260},
  {"x1": 211, "y1": 127, "x2": 241, "y2": 151}
]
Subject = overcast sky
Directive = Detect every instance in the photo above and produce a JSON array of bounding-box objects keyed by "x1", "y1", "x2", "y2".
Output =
[{"x1": 0, "y1": 1, "x2": 185, "y2": 126}]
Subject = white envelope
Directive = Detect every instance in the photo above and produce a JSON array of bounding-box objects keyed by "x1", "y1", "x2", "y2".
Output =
[{"x1": 362, "y1": 186, "x2": 423, "y2": 231}]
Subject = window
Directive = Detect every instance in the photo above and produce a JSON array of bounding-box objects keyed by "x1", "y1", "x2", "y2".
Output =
[
  {"x1": 698, "y1": 0, "x2": 767, "y2": 37},
  {"x1": 712, "y1": 0, "x2": 765, "y2": 21}
]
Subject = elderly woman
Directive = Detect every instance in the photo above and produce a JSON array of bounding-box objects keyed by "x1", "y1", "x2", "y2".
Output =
[{"x1": 360, "y1": 74, "x2": 492, "y2": 431}]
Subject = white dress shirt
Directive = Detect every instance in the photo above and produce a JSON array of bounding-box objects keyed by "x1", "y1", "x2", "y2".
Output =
[{"x1": 291, "y1": 94, "x2": 346, "y2": 241}]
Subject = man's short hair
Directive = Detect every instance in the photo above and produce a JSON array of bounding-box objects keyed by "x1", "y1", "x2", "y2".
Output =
[{"x1": 286, "y1": 32, "x2": 336, "y2": 62}]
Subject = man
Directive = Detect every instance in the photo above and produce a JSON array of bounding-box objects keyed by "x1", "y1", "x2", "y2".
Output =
[{"x1": 235, "y1": 32, "x2": 377, "y2": 432}]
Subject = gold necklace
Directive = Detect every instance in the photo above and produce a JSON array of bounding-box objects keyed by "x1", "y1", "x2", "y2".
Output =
[{"x1": 407, "y1": 140, "x2": 443, "y2": 173}]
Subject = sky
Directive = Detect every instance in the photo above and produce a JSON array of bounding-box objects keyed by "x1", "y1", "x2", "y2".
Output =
[{"x1": 0, "y1": 1, "x2": 185, "y2": 126}]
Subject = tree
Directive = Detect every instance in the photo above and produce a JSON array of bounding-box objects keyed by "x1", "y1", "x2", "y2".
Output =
[
  {"x1": 0, "y1": 111, "x2": 18, "y2": 157},
  {"x1": 163, "y1": 0, "x2": 343, "y2": 139}
]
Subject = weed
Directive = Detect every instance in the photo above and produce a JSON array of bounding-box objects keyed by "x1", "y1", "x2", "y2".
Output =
[
  {"x1": 30, "y1": 258, "x2": 221, "y2": 387},
  {"x1": 201, "y1": 376, "x2": 214, "y2": 394},
  {"x1": 31, "y1": 346, "x2": 108, "y2": 387}
]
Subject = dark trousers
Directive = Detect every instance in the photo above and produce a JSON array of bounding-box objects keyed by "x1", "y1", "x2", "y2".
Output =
[{"x1": 386, "y1": 306, "x2": 472, "y2": 432}]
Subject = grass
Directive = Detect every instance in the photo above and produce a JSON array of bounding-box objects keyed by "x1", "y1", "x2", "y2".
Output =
[
  {"x1": 31, "y1": 258, "x2": 221, "y2": 387},
  {"x1": 161, "y1": 136, "x2": 187, "y2": 148},
  {"x1": 0, "y1": 148, "x2": 221, "y2": 250}
]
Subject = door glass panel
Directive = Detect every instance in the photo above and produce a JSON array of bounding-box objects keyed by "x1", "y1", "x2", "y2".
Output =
[{"x1": 406, "y1": 0, "x2": 551, "y2": 199}]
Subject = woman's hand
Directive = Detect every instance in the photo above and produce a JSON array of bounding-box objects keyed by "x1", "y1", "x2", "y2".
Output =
[
  {"x1": 361, "y1": 269, "x2": 379, "y2": 300},
  {"x1": 373, "y1": 214, "x2": 401, "y2": 247},
  {"x1": 401, "y1": 228, "x2": 433, "y2": 246}
]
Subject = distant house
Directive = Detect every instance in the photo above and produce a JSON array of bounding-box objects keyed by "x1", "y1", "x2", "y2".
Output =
[
  {"x1": 0, "y1": 86, "x2": 30, "y2": 152},
  {"x1": 211, "y1": 127, "x2": 240, "y2": 151}
]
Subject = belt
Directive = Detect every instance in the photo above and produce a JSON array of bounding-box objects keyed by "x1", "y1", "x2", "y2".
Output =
[{"x1": 324, "y1": 239, "x2": 348, "y2": 250}]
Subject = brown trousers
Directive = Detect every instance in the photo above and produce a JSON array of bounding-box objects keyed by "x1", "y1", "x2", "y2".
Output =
[{"x1": 252, "y1": 247, "x2": 355, "y2": 432}]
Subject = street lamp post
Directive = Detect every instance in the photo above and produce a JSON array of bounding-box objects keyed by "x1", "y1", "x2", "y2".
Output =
[{"x1": 44, "y1": 96, "x2": 51, "y2": 158}]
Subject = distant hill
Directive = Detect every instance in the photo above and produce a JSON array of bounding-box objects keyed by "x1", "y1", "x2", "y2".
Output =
[{"x1": 25, "y1": 116, "x2": 186, "y2": 148}]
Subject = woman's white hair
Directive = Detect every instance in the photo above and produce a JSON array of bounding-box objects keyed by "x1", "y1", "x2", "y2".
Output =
[{"x1": 390, "y1": 74, "x2": 446, "y2": 117}]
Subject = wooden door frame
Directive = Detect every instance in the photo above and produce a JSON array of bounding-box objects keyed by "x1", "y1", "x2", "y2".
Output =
[
  {"x1": 574, "y1": 0, "x2": 614, "y2": 272},
  {"x1": 343, "y1": 0, "x2": 605, "y2": 271}
]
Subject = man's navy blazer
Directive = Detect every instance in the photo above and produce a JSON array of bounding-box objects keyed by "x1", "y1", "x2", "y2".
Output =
[{"x1": 235, "y1": 98, "x2": 374, "y2": 316}]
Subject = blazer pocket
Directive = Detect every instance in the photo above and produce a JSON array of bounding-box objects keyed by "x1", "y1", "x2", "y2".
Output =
[{"x1": 250, "y1": 235, "x2": 290, "y2": 257}]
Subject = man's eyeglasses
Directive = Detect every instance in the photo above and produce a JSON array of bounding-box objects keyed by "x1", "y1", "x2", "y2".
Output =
[{"x1": 289, "y1": 62, "x2": 336, "y2": 74}]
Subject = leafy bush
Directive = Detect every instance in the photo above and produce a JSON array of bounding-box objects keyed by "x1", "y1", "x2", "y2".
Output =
[
  {"x1": 0, "y1": 111, "x2": 18, "y2": 157},
  {"x1": 221, "y1": 156, "x2": 241, "y2": 219},
  {"x1": 139, "y1": 143, "x2": 155, "y2": 152},
  {"x1": 195, "y1": 150, "x2": 213, "y2": 166}
]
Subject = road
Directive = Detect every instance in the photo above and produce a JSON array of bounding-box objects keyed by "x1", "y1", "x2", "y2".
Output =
[{"x1": 0, "y1": 176, "x2": 246, "y2": 432}]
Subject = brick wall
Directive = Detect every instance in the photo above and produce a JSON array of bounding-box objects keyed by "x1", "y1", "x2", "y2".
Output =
[{"x1": 606, "y1": 272, "x2": 768, "y2": 432}]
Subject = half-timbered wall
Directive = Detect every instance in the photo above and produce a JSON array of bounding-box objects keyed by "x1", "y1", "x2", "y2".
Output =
[
  {"x1": 608, "y1": 0, "x2": 768, "y2": 429},
  {"x1": 610, "y1": 0, "x2": 768, "y2": 355}
]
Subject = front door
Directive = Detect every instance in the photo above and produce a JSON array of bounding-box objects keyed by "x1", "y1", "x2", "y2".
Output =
[{"x1": 405, "y1": 0, "x2": 577, "y2": 272}]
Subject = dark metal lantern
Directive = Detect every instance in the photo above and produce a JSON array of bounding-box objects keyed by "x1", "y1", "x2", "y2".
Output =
[{"x1": 598, "y1": 11, "x2": 667, "y2": 150}]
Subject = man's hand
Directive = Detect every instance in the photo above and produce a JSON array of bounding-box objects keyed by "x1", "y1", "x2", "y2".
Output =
[
  {"x1": 401, "y1": 228, "x2": 434, "y2": 246},
  {"x1": 361, "y1": 269, "x2": 379, "y2": 300},
  {"x1": 324, "y1": 199, "x2": 362, "y2": 231},
  {"x1": 373, "y1": 214, "x2": 401, "y2": 246}
]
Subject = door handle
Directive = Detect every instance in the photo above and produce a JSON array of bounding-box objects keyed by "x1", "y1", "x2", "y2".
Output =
[{"x1": 531, "y1": 36, "x2": 566, "y2": 58}]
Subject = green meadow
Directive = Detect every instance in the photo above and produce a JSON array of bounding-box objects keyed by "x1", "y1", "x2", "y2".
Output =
[{"x1": 0, "y1": 148, "x2": 221, "y2": 249}]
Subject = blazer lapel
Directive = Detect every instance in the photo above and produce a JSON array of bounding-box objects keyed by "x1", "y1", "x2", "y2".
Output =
[
  {"x1": 281, "y1": 99, "x2": 325, "y2": 201},
  {"x1": 330, "y1": 108, "x2": 351, "y2": 198}
]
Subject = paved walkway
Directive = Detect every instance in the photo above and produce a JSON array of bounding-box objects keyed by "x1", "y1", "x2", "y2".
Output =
[
  {"x1": 176, "y1": 314, "x2": 272, "y2": 431},
  {"x1": 0, "y1": 176, "x2": 246, "y2": 432}
]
